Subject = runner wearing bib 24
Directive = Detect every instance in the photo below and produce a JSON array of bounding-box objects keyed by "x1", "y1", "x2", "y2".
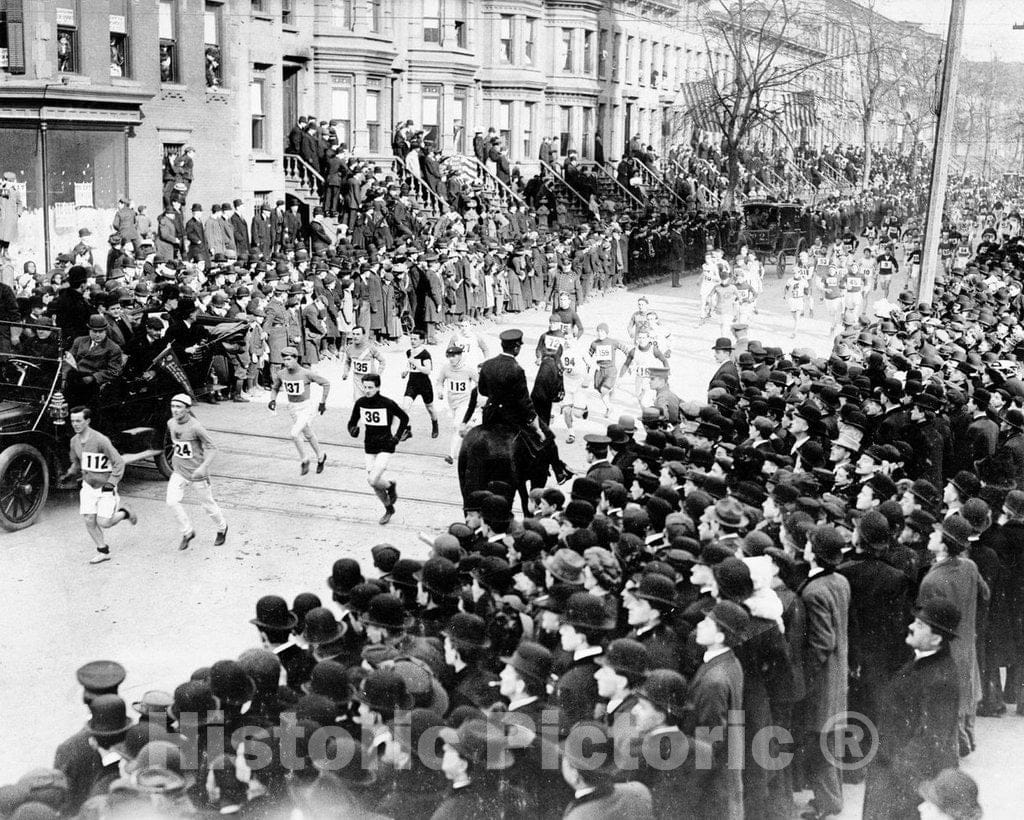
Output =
[
  {"x1": 348, "y1": 373, "x2": 409, "y2": 526},
  {"x1": 269, "y1": 346, "x2": 331, "y2": 476},
  {"x1": 166, "y1": 393, "x2": 227, "y2": 551}
]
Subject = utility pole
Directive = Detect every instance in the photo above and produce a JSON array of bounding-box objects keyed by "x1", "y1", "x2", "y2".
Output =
[{"x1": 918, "y1": 0, "x2": 966, "y2": 305}]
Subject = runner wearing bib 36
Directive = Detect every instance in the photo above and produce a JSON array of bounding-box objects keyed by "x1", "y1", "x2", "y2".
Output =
[
  {"x1": 348, "y1": 373, "x2": 409, "y2": 525},
  {"x1": 269, "y1": 346, "x2": 330, "y2": 476},
  {"x1": 436, "y1": 345, "x2": 479, "y2": 465},
  {"x1": 59, "y1": 405, "x2": 137, "y2": 565},
  {"x1": 166, "y1": 393, "x2": 227, "y2": 551}
]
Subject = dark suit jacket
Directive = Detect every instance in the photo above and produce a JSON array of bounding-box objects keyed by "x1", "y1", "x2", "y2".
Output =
[
  {"x1": 839, "y1": 554, "x2": 912, "y2": 685},
  {"x1": 478, "y1": 353, "x2": 537, "y2": 427},
  {"x1": 586, "y1": 460, "x2": 624, "y2": 486},
  {"x1": 231, "y1": 213, "x2": 250, "y2": 254},
  {"x1": 709, "y1": 359, "x2": 739, "y2": 391}
]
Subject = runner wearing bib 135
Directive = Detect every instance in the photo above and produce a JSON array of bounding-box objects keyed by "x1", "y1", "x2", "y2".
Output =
[
  {"x1": 343, "y1": 326, "x2": 386, "y2": 401},
  {"x1": 269, "y1": 346, "x2": 330, "y2": 476}
]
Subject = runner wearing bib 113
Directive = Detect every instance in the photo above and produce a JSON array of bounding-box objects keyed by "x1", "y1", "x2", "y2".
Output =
[
  {"x1": 436, "y1": 345, "x2": 479, "y2": 465},
  {"x1": 269, "y1": 346, "x2": 331, "y2": 476}
]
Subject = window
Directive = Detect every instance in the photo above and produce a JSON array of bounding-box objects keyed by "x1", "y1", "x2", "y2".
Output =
[
  {"x1": 453, "y1": 0, "x2": 466, "y2": 48},
  {"x1": 56, "y1": 6, "x2": 78, "y2": 73},
  {"x1": 250, "y1": 71, "x2": 266, "y2": 150},
  {"x1": 423, "y1": 0, "x2": 441, "y2": 43},
  {"x1": 559, "y1": 107, "x2": 571, "y2": 155},
  {"x1": 281, "y1": 0, "x2": 293, "y2": 25},
  {"x1": 499, "y1": 15, "x2": 512, "y2": 63},
  {"x1": 251, "y1": 0, "x2": 264, "y2": 11},
  {"x1": 498, "y1": 101, "x2": 512, "y2": 147},
  {"x1": 523, "y1": 101, "x2": 535, "y2": 159},
  {"x1": 421, "y1": 84, "x2": 441, "y2": 146},
  {"x1": 367, "y1": 88, "x2": 381, "y2": 153},
  {"x1": 453, "y1": 89, "x2": 468, "y2": 153},
  {"x1": 582, "y1": 108, "x2": 593, "y2": 159},
  {"x1": 612, "y1": 33, "x2": 621, "y2": 81},
  {"x1": 109, "y1": 0, "x2": 130, "y2": 78},
  {"x1": 204, "y1": 4, "x2": 222, "y2": 88},
  {"x1": 525, "y1": 18, "x2": 536, "y2": 65},
  {"x1": 583, "y1": 31, "x2": 593, "y2": 74},
  {"x1": 561, "y1": 29, "x2": 573, "y2": 73},
  {"x1": 158, "y1": 0, "x2": 177, "y2": 83},
  {"x1": 598, "y1": 30, "x2": 607, "y2": 79},
  {"x1": 639, "y1": 39, "x2": 647, "y2": 85},
  {"x1": 333, "y1": 0, "x2": 353, "y2": 28},
  {"x1": 625, "y1": 37, "x2": 634, "y2": 84},
  {"x1": 369, "y1": 0, "x2": 382, "y2": 33},
  {"x1": 331, "y1": 78, "x2": 353, "y2": 147},
  {"x1": 0, "y1": 1, "x2": 25, "y2": 75}
]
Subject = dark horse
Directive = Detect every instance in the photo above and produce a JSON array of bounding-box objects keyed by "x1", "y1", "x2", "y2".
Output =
[{"x1": 458, "y1": 424, "x2": 551, "y2": 514}]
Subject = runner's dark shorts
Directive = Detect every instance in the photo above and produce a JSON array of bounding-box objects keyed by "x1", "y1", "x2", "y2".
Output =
[{"x1": 404, "y1": 374, "x2": 434, "y2": 403}]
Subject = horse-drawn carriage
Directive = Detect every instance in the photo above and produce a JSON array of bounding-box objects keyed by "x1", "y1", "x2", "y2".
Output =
[
  {"x1": 738, "y1": 200, "x2": 806, "y2": 278},
  {"x1": 0, "y1": 317, "x2": 247, "y2": 531}
]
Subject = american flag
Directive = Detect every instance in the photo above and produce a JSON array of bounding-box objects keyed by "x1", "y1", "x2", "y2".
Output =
[
  {"x1": 783, "y1": 90, "x2": 818, "y2": 132},
  {"x1": 679, "y1": 78, "x2": 718, "y2": 131}
]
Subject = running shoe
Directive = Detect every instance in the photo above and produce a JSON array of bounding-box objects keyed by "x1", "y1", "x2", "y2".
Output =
[
  {"x1": 379, "y1": 506, "x2": 395, "y2": 525},
  {"x1": 121, "y1": 507, "x2": 138, "y2": 525},
  {"x1": 300, "y1": 460, "x2": 310, "y2": 476},
  {"x1": 179, "y1": 531, "x2": 196, "y2": 551},
  {"x1": 89, "y1": 550, "x2": 111, "y2": 565},
  {"x1": 214, "y1": 526, "x2": 228, "y2": 546},
  {"x1": 316, "y1": 454, "x2": 327, "y2": 474}
]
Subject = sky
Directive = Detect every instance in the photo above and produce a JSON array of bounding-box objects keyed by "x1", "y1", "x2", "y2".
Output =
[{"x1": 878, "y1": 0, "x2": 1023, "y2": 61}]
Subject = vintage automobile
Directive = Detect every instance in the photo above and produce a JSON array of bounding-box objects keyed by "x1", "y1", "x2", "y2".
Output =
[
  {"x1": 0, "y1": 317, "x2": 247, "y2": 531},
  {"x1": 738, "y1": 200, "x2": 807, "y2": 277}
]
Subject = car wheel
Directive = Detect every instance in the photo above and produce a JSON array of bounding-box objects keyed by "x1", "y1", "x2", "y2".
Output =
[
  {"x1": 155, "y1": 426, "x2": 174, "y2": 479},
  {"x1": 0, "y1": 443, "x2": 50, "y2": 532}
]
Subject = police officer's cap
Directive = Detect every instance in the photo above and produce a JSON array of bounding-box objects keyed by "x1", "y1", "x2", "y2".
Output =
[
  {"x1": 76, "y1": 661, "x2": 126, "y2": 695},
  {"x1": 499, "y1": 329, "x2": 523, "y2": 345},
  {"x1": 583, "y1": 434, "x2": 611, "y2": 449}
]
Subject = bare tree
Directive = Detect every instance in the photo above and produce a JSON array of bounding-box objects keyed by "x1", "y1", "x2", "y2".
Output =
[
  {"x1": 896, "y1": 34, "x2": 942, "y2": 150},
  {"x1": 692, "y1": 0, "x2": 846, "y2": 207}
]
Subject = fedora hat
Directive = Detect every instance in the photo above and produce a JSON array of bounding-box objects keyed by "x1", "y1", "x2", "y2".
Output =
[
  {"x1": 86, "y1": 695, "x2": 133, "y2": 737},
  {"x1": 131, "y1": 690, "x2": 174, "y2": 717},
  {"x1": 709, "y1": 497, "x2": 749, "y2": 529},
  {"x1": 546, "y1": 548, "x2": 586, "y2": 584},
  {"x1": 916, "y1": 597, "x2": 961, "y2": 639},
  {"x1": 250, "y1": 595, "x2": 298, "y2": 632},
  {"x1": 353, "y1": 669, "x2": 414, "y2": 712}
]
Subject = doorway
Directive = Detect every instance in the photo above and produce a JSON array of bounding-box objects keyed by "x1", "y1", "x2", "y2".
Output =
[{"x1": 282, "y1": 64, "x2": 300, "y2": 141}]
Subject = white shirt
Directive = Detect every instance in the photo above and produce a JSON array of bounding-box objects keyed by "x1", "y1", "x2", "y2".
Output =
[
  {"x1": 914, "y1": 648, "x2": 940, "y2": 661},
  {"x1": 703, "y1": 647, "x2": 730, "y2": 664},
  {"x1": 573, "y1": 645, "x2": 603, "y2": 662},
  {"x1": 509, "y1": 695, "x2": 539, "y2": 712}
]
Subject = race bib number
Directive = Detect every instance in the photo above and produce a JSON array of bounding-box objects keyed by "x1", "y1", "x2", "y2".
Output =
[
  {"x1": 593, "y1": 344, "x2": 612, "y2": 362},
  {"x1": 544, "y1": 335, "x2": 562, "y2": 351},
  {"x1": 82, "y1": 452, "x2": 110, "y2": 472},
  {"x1": 447, "y1": 380, "x2": 468, "y2": 394},
  {"x1": 879, "y1": 261, "x2": 892, "y2": 272},
  {"x1": 362, "y1": 408, "x2": 387, "y2": 427},
  {"x1": 636, "y1": 366, "x2": 650, "y2": 379},
  {"x1": 353, "y1": 360, "x2": 369, "y2": 374},
  {"x1": 173, "y1": 441, "x2": 194, "y2": 459},
  {"x1": 283, "y1": 380, "x2": 304, "y2": 396},
  {"x1": 847, "y1": 277, "x2": 862, "y2": 290},
  {"x1": 561, "y1": 354, "x2": 576, "y2": 372},
  {"x1": 561, "y1": 323, "x2": 573, "y2": 336}
]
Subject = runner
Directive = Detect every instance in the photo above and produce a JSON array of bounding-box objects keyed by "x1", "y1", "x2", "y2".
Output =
[
  {"x1": 347, "y1": 373, "x2": 409, "y2": 525},
  {"x1": 535, "y1": 314, "x2": 567, "y2": 364},
  {"x1": 842, "y1": 258, "x2": 866, "y2": 325},
  {"x1": 782, "y1": 266, "x2": 809, "y2": 339},
  {"x1": 436, "y1": 344, "x2": 479, "y2": 465},
  {"x1": 875, "y1": 243, "x2": 899, "y2": 300},
  {"x1": 558, "y1": 333, "x2": 593, "y2": 444},
  {"x1": 400, "y1": 328, "x2": 439, "y2": 441},
  {"x1": 588, "y1": 323, "x2": 630, "y2": 417},
  {"x1": 58, "y1": 405, "x2": 137, "y2": 565},
  {"x1": 821, "y1": 254, "x2": 845, "y2": 338},
  {"x1": 697, "y1": 251, "x2": 720, "y2": 325},
  {"x1": 620, "y1": 328, "x2": 669, "y2": 408},
  {"x1": 268, "y1": 346, "x2": 330, "y2": 476},
  {"x1": 165, "y1": 393, "x2": 228, "y2": 551},
  {"x1": 342, "y1": 325, "x2": 386, "y2": 401}
]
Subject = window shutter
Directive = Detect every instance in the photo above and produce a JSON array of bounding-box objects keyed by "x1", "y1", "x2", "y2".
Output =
[{"x1": 6, "y1": 0, "x2": 25, "y2": 75}]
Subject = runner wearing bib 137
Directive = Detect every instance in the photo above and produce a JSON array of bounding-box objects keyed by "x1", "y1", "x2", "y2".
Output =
[{"x1": 269, "y1": 346, "x2": 330, "y2": 476}]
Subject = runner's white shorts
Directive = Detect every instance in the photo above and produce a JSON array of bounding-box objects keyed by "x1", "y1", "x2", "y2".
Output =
[
  {"x1": 446, "y1": 399, "x2": 474, "y2": 422},
  {"x1": 562, "y1": 374, "x2": 586, "y2": 405},
  {"x1": 364, "y1": 452, "x2": 391, "y2": 473},
  {"x1": 165, "y1": 471, "x2": 212, "y2": 505},
  {"x1": 286, "y1": 399, "x2": 314, "y2": 436},
  {"x1": 80, "y1": 482, "x2": 119, "y2": 518}
]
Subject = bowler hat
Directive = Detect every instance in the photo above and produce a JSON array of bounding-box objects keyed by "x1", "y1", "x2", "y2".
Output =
[
  {"x1": 383, "y1": 558, "x2": 423, "y2": 590},
  {"x1": 599, "y1": 639, "x2": 650, "y2": 679},
  {"x1": 303, "y1": 659, "x2": 353, "y2": 702},
  {"x1": 250, "y1": 594, "x2": 298, "y2": 631},
  {"x1": 635, "y1": 669, "x2": 688, "y2": 717},
  {"x1": 443, "y1": 612, "x2": 491, "y2": 649},
  {"x1": 707, "y1": 600, "x2": 750, "y2": 643},
  {"x1": 353, "y1": 669, "x2": 414, "y2": 712},
  {"x1": 916, "y1": 597, "x2": 961, "y2": 639},
  {"x1": 327, "y1": 558, "x2": 364, "y2": 597},
  {"x1": 416, "y1": 557, "x2": 460, "y2": 596},
  {"x1": 392, "y1": 656, "x2": 449, "y2": 715},
  {"x1": 562, "y1": 592, "x2": 616, "y2": 631},
  {"x1": 209, "y1": 660, "x2": 256, "y2": 707},
  {"x1": 712, "y1": 337, "x2": 734, "y2": 351},
  {"x1": 168, "y1": 681, "x2": 219, "y2": 726},
  {"x1": 499, "y1": 641, "x2": 553, "y2": 684},
  {"x1": 940, "y1": 514, "x2": 973, "y2": 550},
  {"x1": 438, "y1": 719, "x2": 515, "y2": 768},
  {"x1": 87, "y1": 315, "x2": 107, "y2": 330},
  {"x1": 86, "y1": 695, "x2": 133, "y2": 737},
  {"x1": 237, "y1": 649, "x2": 282, "y2": 696},
  {"x1": 302, "y1": 607, "x2": 346, "y2": 645},
  {"x1": 634, "y1": 573, "x2": 677, "y2": 609},
  {"x1": 362, "y1": 593, "x2": 413, "y2": 631}
]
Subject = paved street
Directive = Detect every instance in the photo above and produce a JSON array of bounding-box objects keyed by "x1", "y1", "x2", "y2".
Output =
[{"x1": 1, "y1": 263, "x2": 1021, "y2": 816}]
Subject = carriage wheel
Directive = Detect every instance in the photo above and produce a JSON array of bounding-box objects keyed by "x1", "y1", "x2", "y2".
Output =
[{"x1": 0, "y1": 444, "x2": 50, "y2": 531}]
